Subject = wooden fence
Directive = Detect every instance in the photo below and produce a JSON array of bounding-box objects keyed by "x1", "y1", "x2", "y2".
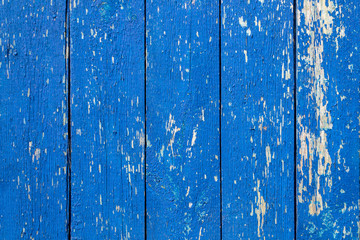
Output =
[{"x1": 0, "y1": 0, "x2": 358, "y2": 239}]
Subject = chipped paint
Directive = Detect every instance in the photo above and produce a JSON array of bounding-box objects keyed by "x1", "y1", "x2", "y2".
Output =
[
  {"x1": 222, "y1": 0, "x2": 295, "y2": 238},
  {"x1": 69, "y1": 0, "x2": 145, "y2": 238},
  {"x1": 297, "y1": 0, "x2": 359, "y2": 238},
  {"x1": 1, "y1": 0, "x2": 358, "y2": 239},
  {"x1": 0, "y1": 0, "x2": 68, "y2": 238},
  {"x1": 255, "y1": 180, "x2": 266, "y2": 237},
  {"x1": 146, "y1": 0, "x2": 220, "y2": 238}
]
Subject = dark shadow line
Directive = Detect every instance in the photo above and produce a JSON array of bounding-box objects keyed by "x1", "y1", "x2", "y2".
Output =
[
  {"x1": 219, "y1": 1, "x2": 223, "y2": 239},
  {"x1": 293, "y1": 0, "x2": 298, "y2": 238},
  {"x1": 65, "y1": 0, "x2": 72, "y2": 239},
  {"x1": 144, "y1": 0, "x2": 147, "y2": 239}
]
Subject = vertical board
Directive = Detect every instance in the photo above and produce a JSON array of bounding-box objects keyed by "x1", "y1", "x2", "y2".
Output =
[
  {"x1": 296, "y1": 0, "x2": 359, "y2": 238},
  {"x1": 146, "y1": 0, "x2": 220, "y2": 239},
  {"x1": 0, "y1": 1, "x2": 68, "y2": 239},
  {"x1": 221, "y1": 0, "x2": 295, "y2": 239},
  {"x1": 70, "y1": 1, "x2": 145, "y2": 239}
]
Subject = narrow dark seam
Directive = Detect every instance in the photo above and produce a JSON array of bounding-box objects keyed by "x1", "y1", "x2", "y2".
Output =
[
  {"x1": 219, "y1": 1, "x2": 223, "y2": 239},
  {"x1": 65, "y1": 0, "x2": 72, "y2": 239},
  {"x1": 293, "y1": 0, "x2": 298, "y2": 239},
  {"x1": 144, "y1": 0, "x2": 148, "y2": 239}
]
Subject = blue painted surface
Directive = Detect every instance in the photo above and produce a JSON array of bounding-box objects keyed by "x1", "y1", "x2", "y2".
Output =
[
  {"x1": 146, "y1": 0, "x2": 220, "y2": 239},
  {"x1": 0, "y1": 1, "x2": 68, "y2": 239},
  {"x1": 296, "y1": 0, "x2": 359, "y2": 239},
  {"x1": 70, "y1": 0, "x2": 145, "y2": 239},
  {"x1": 0, "y1": 0, "x2": 359, "y2": 239},
  {"x1": 221, "y1": 0, "x2": 295, "y2": 239}
]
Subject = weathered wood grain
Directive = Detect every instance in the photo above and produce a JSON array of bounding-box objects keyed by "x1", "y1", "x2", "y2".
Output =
[
  {"x1": 221, "y1": 1, "x2": 295, "y2": 239},
  {"x1": 70, "y1": 1, "x2": 145, "y2": 238},
  {"x1": 146, "y1": 0, "x2": 221, "y2": 239},
  {"x1": 296, "y1": 0, "x2": 359, "y2": 238},
  {"x1": 0, "y1": 1, "x2": 68, "y2": 238},
  {"x1": 1, "y1": 1, "x2": 359, "y2": 239}
]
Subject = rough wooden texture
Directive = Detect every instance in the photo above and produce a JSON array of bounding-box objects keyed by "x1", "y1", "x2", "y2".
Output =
[
  {"x1": 1, "y1": 0, "x2": 359, "y2": 239},
  {"x1": 146, "y1": 0, "x2": 220, "y2": 238},
  {"x1": 296, "y1": 0, "x2": 359, "y2": 238},
  {"x1": 70, "y1": 1, "x2": 145, "y2": 238},
  {"x1": 221, "y1": 0, "x2": 295, "y2": 239},
  {"x1": 0, "y1": 1, "x2": 68, "y2": 238}
]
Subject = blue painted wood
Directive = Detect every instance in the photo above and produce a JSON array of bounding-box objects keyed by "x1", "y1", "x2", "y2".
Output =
[
  {"x1": 146, "y1": 0, "x2": 220, "y2": 239},
  {"x1": 296, "y1": 0, "x2": 359, "y2": 238},
  {"x1": 1, "y1": 1, "x2": 359, "y2": 239},
  {"x1": 0, "y1": 1, "x2": 68, "y2": 239},
  {"x1": 221, "y1": 1, "x2": 295, "y2": 239},
  {"x1": 70, "y1": 1, "x2": 145, "y2": 238}
]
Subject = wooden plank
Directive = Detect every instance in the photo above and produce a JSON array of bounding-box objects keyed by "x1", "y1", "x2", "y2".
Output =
[
  {"x1": 0, "y1": 1, "x2": 68, "y2": 239},
  {"x1": 221, "y1": 1, "x2": 295, "y2": 239},
  {"x1": 146, "y1": 0, "x2": 220, "y2": 238},
  {"x1": 296, "y1": 0, "x2": 359, "y2": 238},
  {"x1": 70, "y1": 1, "x2": 145, "y2": 238}
]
